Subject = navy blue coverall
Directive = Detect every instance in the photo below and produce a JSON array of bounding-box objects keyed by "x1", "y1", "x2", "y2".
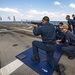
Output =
[
  {"x1": 73, "y1": 17, "x2": 75, "y2": 20},
  {"x1": 60, "y1": 30, "x2": 75, "y2": 57},
  {"x1": 68, "y1": 19, "x2": 75, "y2": 35},
  {"x1": 32, "y1": 22, "x2": 59, "y2": 70}
]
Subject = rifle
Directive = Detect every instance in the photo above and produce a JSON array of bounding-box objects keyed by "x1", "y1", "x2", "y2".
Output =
[{"x1": 31, "y1": 21, "x2": 42, "y2": 27}]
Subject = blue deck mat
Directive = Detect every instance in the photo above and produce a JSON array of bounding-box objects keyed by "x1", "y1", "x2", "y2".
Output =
[{"x1": 16, "y1": 45, "x2": 62, "y2": 75}]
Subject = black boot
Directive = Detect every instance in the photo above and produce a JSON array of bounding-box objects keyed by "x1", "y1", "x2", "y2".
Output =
[
  {"x1": 56, "y1": 64, "x2": 66, "y2": 75},
  {"x1": 68, "y1": 56, "x2": 75, "y2": 60},
  {"x1": 31, "y1": 56, "x2": 40, "y2": 63}
]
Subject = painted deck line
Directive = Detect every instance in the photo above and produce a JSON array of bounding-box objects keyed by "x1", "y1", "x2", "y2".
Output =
[{"x1": 0, "y1": 59, "x2": 23, "y2": 75}]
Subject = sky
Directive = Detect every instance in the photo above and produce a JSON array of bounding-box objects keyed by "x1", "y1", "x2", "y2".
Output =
[{"x1": 0, "y1": 0, "x2": 75, "y2": 21}]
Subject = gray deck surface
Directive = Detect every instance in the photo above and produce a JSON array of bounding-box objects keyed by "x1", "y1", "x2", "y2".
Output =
[{"x1": 0, "y1": 22, "x2": 75, "y2": 75}]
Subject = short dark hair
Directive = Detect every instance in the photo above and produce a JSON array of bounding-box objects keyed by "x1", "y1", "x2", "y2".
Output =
[
  {"x1": 66, "y1": 15, "x2": 70, "y2": 18},
  {"x1": 59, "y1": 22, "x2": 63, "y2": 25},
  {"x1": 42, "y1": 16, "x2": 49, "y2": 22},
  {"x1": 72, "y1": 14, "x2": 75, "y2": 17}
]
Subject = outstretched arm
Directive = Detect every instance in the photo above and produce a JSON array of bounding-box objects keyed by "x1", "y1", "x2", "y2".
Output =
[{"x1": 33, "y1": 24, "x2": 41, "y2": 36}]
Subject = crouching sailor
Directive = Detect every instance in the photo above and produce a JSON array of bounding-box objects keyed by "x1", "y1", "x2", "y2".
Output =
[{"x1": 56, "y1": 24, "x2": 75, "y2": 59}]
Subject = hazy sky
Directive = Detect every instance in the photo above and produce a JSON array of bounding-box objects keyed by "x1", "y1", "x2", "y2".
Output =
[{"x1": 0, "y1": 0, "x2": 75, "y2": 21}]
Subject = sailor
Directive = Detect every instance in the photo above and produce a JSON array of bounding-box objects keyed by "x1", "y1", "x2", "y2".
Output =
[
  {"x1": 72, "y1": 14, "x2": 75, "y2": 20},
  {"x1": 56, "y1": 24, "x2": 75, "y2": 59},
  {"x1": 66, "y1": 15, "x2": 75, "y2": 35},
  {"x1": 56, "y1": 22, "x2": 64, "y2": 40},
  {"x1": 31, "y1": 16, "x2": 63, "y2": 75}
]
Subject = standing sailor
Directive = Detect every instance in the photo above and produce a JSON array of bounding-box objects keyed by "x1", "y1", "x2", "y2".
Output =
[
  {"x1": 72, "y1": 14, "x2": 75, "y2": 20},
  {"x1": 66, "y1": 15, "x2": 75, "y2": 35}
]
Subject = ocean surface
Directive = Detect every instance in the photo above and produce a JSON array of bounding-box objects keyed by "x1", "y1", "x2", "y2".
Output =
[{"x1": 0, "y1": 21, "x2": 67, "y2": 26}]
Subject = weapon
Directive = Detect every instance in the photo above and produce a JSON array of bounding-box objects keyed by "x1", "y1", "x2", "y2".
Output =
[{"x1": 31, "y1": 21, "x2": 42, "y2": 27}]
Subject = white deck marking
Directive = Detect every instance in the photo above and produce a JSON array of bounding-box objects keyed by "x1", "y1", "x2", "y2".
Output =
[{"x1": 0, "y1": 59, "x2": 23, "y2": 75}]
